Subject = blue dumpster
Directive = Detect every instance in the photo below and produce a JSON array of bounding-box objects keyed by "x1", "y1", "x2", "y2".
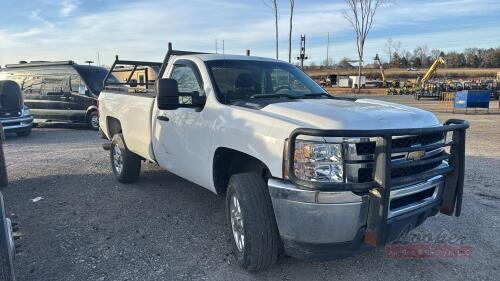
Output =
[{"x1": 454, "y1": 90, "x2": 490, "y2": 109}]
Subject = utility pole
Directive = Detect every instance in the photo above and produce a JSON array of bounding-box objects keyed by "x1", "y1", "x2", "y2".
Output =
[
  {"x1": 326, "y1": 32, "x2": 330, "y2": 67},
  {"x1": 296, "y1": 34, "x2": 308, "y2": 70},
  {"x1": 215, "y1": 39, "x2": 218, "y2": 54},
  {"x1": 97, "y1": 51, "x2": 100, "y2": 67},
  {"x1": 222, "y1": 40, "x2": 225, "y2": 55}
]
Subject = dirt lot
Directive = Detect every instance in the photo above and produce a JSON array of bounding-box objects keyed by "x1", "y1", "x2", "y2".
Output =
[{"x1": 2, "y1": 96, "x2": 499, "y2": 281}]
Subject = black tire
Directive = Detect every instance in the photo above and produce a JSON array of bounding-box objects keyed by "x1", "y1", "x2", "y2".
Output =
[
  {"x1": 15, "y1": 128, "x2": 31, "y2": 137},
  {"x1": 0, "y1": 193, "x2": 15, "y2": 281},
  {"x1": 0, "y1": 126, "x2": 7, "y2": 188},
  {"x1": 110, "y1": 133, "x2": 141, "y2": 183},
  {"x1": 98, "y1": 128, "x2": 106, "y2": 139},
  {"x1": 87, "y1": 111, "x2": 99, "y2": 130},
  {"x1": 226, "y1": 173, "x2": 279, "y2": 271}
]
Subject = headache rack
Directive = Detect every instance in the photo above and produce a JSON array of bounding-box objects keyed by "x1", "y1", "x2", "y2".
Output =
[
  {"x1": 103, "y1": 42, "x2": 208, "y2": 90},
  {"x1": 103, "y1": 56, "x2": 162, "y2": 90},
  {"x1": 286, "y1": 119, "x2": 469, "y2": 246}
]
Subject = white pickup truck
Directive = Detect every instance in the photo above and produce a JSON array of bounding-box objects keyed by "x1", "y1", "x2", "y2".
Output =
[{"x1": 98, "y1": 44, "x2": 469, "y2": 271}]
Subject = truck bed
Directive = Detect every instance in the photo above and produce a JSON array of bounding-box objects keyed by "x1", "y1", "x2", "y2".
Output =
[{"x1": 99, "y1": 90, "x2": 156, "y2": 162}]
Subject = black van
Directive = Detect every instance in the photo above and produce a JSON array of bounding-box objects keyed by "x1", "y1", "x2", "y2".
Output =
[{"x1": 0, "y1": 61, "x2": 119, "y2": 130}]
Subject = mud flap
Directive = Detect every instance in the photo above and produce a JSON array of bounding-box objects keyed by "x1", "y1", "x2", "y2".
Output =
[{"x1": 440, "y1": 127, "x2": 466, "y2": 217}]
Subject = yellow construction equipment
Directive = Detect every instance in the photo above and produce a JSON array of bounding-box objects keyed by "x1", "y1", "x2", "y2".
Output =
[
  {"x1": 388, "y1": 56, "x2": 446, "y2": 98},
  {"x1": 419, "y1": 56, "x2": 446, "y2": 86},
  {"x1": 374, "y1": 54, "x2": 387, "y2": 87}
]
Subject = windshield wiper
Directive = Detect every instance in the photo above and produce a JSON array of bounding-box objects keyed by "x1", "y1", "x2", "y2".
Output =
[
  {"x1": 302, "y1": 93, "x2": 331, "y2": 98},
  {"x1": 249, "y1": 93, "x2": 302, "y2": 99},
  {"x1": 249, "y1": 92, "x2": 331, "y2": 100}
]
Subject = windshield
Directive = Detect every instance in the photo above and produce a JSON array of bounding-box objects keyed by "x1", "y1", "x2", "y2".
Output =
[
  {"x1": 206, "y1": 60, "x2": 327, "y2": 104},
  {"x1": 75, "y1": 66, "x2": 119, "y2": 95}
]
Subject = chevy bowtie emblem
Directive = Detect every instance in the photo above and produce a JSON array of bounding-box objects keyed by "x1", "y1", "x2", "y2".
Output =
[{"x1": 407, "y1": 144, "x2": 425, "y2": 161}]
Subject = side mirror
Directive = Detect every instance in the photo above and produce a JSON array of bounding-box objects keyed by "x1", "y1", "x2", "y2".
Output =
[
  {"x1": 156, "y1": 78, "x2": 206, "y2": 110},
  {"x1": 156, "y1": 78, "x2": 180, "y2": 110}
]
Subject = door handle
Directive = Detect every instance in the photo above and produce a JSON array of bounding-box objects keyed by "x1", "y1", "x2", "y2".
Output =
[{"x1": 157, "y1": 115, "x2": 169, "y2": 122}]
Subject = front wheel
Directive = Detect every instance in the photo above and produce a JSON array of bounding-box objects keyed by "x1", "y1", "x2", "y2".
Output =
[
  {"x1": 110, "y1": 133, "x2": 141, "y2": 183},
  {"x1": 226, "y1": 173, "x2": 280, "y2": 271},
  {"x1": 87, "y1": 111, "x2": 99, "y2": 130}
]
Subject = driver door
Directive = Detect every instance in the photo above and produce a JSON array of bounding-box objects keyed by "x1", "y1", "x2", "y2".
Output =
[{"x1": 152, "y1": 60, "x2": 212, "y2": 188}]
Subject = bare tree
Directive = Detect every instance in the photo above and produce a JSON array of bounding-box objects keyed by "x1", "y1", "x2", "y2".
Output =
[
  {"x1": 385, "y1": 38, "x2": 401, "y2": 64},
  {"x1": 385, "y1": 38, "x2": 394, "y2": 63},
  {"x1": 266, "y1": 0, "x2": 279, "y2": 60},
  {"x1": 288, "y1": 0, "x2": 295, "y2": 63},
  {"x1": 343, "y1": 0, "x2": 387, "y2": 92}
]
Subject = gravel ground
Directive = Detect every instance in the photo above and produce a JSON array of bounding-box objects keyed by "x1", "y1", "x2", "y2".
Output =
[{"x1": 1, "y1": 96, "x2": 499, "y2": 281}]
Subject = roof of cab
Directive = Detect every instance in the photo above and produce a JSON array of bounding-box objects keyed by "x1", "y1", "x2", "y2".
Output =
[{"x1": 178, "y1": 53, "x2": 286, "y2": 63}]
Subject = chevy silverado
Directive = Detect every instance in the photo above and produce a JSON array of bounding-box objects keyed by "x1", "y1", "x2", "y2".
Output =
[{"x1": 98, "y1": 44, "x2": 469, "y2": 271}]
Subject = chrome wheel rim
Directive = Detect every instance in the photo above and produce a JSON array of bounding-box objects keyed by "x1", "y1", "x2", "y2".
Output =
[
  {"x1": 91, "y1": 115, "x2": 99, "y2": 129},
  {"x1": 230, "y1": 195, "x2": 245, "y2": 252},
  {"x1": 113, "y1": 144, "x2": 123, "y2": 174}
]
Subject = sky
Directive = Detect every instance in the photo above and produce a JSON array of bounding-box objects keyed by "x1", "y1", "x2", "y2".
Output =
[{"x1": 0, "y1": 0, "x2": 499, "y2": 67}]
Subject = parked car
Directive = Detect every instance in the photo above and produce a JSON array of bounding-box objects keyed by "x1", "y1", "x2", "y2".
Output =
[
  {"x1": 99, "y1": 45, "x2": 469, "y2": 271},
  {"x1": 0, "y1": 123, "x2": 16, "y2": 281},
  {"x1": 0, "y1": 80, "x2": 33, "y2": 137},
  {"x1": 0, "y1": 61, "x2": 120, "y2": 130}
]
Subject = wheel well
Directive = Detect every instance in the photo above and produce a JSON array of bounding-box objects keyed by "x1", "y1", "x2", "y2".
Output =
[
  {"x1": 106, "y1": 117, "x2": 122, "y2": 138},
  {"x1": 85, "y1": 106, "x2": 98, "y2": 119},
  {"x1": 213, "y1": 147, "x2": 271, "y2": 196}
]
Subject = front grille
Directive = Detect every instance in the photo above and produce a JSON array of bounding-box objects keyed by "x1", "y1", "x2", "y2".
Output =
[
  {"x1": 357, "y1": 158, "x2": 444, "y2": 183},
  {"x1": 390, "y1": 187, "x2": 436, "y2": 211},
  {"x1": 2, "y1": 122, "x2": 21, "y2": 127},
  {"x1": 355, "y1": 132, "x2": 444, "y2": 155},
  {"x1": 348, "y1": 133, "x2": 446, "y2": 184}
]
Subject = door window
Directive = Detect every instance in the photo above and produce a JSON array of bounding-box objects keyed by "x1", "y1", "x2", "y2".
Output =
[{"x1": 170, "y1": 64, "x2": 203, "y2": 95}]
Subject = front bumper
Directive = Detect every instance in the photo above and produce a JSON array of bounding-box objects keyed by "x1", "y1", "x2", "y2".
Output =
[
  {"x1": 269, "y1": 175, "x2": 445, "y2": 260},
  {"x1": 0, "y1": 116, "x2": 33, "y2": 133}
]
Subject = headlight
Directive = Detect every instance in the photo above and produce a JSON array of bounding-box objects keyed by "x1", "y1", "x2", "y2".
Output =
[
  {"x1": 285, "y1": 140, "x2": 344, "y2": 183},
  {"x1": 21, "y1": 106, "x2": 31, "y2": 116}
]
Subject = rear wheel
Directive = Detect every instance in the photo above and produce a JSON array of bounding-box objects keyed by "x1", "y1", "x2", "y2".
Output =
[
  {"x1": 87, "y1": 111, "x2": 99, "y2": 130},
  {"x1": 226, "y1": 173, "x2": 280, "y2": 271},
  {"x1": 110, "y1": 134, "x2": 141, "y2": 183}
]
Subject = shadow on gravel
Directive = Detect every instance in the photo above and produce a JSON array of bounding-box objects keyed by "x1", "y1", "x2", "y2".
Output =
[
  {"x1": 3, "y1": 128, "x2": 102, "y2": 145},
  {"x1": 35, "y1": 122, "x2": 90, "y2": 130}
]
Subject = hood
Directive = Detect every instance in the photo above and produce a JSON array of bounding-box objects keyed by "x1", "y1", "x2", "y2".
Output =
[{"x1": 259, "y1": 98, "x2": 440, "y2": 131}]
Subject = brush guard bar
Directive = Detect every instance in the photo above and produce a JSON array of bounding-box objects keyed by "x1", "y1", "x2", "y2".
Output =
[{"x1": 286, "y1": 119, "x2": 469, "y2": 247}]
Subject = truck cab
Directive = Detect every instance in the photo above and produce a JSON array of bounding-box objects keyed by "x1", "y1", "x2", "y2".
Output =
[{"x1": 98, "y1": 45, "x2": 469, "y2": 271}]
